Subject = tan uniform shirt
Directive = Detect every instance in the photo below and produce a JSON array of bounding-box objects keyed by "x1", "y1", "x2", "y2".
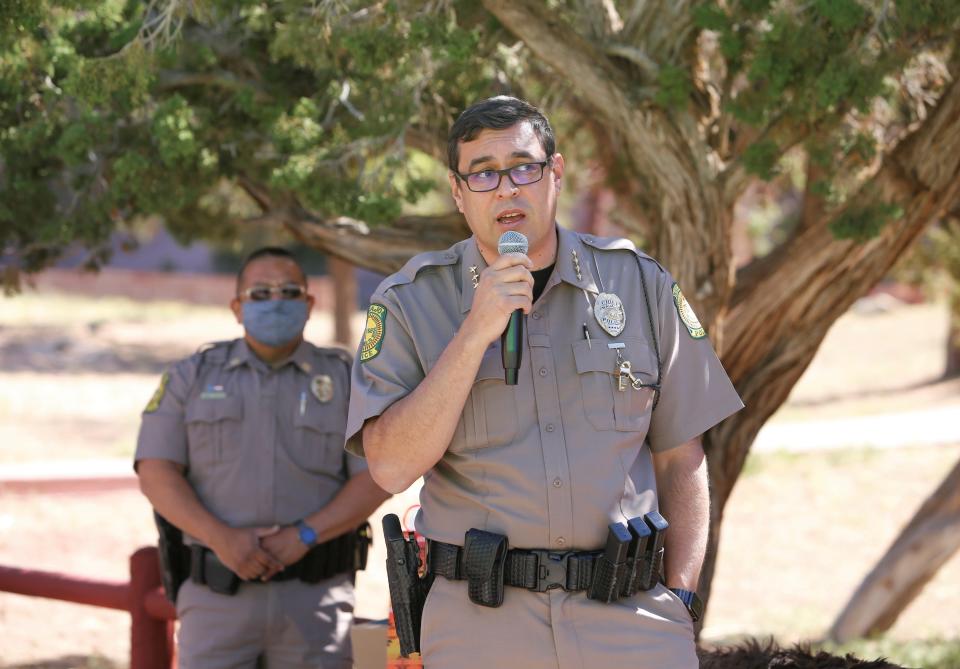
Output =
[
  {"x1": 138, "y1": 338, "x2": 365, "y2": 535},
  {"x1": 136, "y1": 339, "x2": 365, "y2": 669},
  {"x1": 347, "y1": 227, "x2": 743, "y2": 668}
]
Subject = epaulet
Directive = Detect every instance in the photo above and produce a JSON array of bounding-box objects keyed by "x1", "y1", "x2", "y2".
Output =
[
  {"x1": 195, "y1": 340, "x2": 232, "y2": 363},
  {"x1": 580, "y1": 234, "x2": 665, "y2": 272},
  {"x1": 312, "y1": 344, "x2": 354, "y2": 368},
  {"x1": 377, "y1": 246, "x2": 460, "y2": 293}
]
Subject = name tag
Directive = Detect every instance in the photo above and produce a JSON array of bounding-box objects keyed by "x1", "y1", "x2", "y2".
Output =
[{"x1": 200, "y1": 384, "x2": 227, "y2": 400}]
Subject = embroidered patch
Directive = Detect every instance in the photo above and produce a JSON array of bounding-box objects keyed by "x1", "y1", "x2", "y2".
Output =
[
  {"x1": 360, "y1": 303, "x2": 387, "y2": 362},
  {"x1": 311, "y1": 374, "x2": 334, "y2": 403},
  {"x1": 672, "y1": 283, "x2": 705, "y2": 339},
  {"x1": 144, "y1": 372, "x2": 169, "y2": 413}
]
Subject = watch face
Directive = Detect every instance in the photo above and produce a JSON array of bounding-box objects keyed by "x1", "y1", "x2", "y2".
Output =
[{"x1": 297, "y1": 522, "x2": 317, "y2": 546}]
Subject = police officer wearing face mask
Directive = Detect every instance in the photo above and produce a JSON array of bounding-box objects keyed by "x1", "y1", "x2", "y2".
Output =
[{"x1": 136, "y1": 247, "x2": 390, "y2": 669}]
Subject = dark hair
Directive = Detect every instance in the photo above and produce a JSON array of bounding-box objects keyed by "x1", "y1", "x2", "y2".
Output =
[
  {"x1": 236, "y1": 247, "x2": 307, "y2": 292},
  {"x1": 447, "y1": 96, "x2": 556, "y2": 172}
]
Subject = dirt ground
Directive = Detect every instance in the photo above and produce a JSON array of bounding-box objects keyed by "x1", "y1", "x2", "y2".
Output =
[{"x1": 1, "y1": 288, "x2": 958, "y2": 667}]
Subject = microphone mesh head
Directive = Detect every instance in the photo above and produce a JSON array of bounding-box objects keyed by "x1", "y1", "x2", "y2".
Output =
[{"x1": 497, "y1": 231, "x2": 529, "y2": 256}]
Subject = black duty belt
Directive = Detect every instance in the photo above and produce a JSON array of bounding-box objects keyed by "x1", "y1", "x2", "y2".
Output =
[
  {"x1": 427, "y1": 539, "x2": 602, "y2": 593},
  {"x1": 188, "y1": 523, "x2": 372, "y2": 595}
]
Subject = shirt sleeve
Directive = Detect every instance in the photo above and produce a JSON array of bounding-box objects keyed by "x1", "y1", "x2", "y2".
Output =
[
  {"x1": 646, "y1": 267, "x2": 744, "y2": 452},
  {"x1": 134, "y1": 357, "x2": 197, "y2": 469},
  {"x1": 345, "y1": 290, "x2": 425, "y2": 457}
]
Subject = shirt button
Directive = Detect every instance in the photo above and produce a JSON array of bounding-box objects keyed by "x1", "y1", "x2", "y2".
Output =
[
  {"x1": 552, "y1": 478, "x2": 563, "y2": 488},
  {"x1": 538, "y1": 367, "x2": 548, "y2": 377},
  {"x1": 545, "y1": 423, "x2": 555, "y2": 432},
  {"x1": 532, "y1": 312, "x2": 542, "y2": 320},
  {"x1": 556, "y1": 537, "x2": 566, "y2": 546}
]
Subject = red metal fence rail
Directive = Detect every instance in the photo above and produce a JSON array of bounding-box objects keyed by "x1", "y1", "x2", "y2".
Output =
[{"x1": 0, "y1": 546, "x2": 175, "y2": 669}]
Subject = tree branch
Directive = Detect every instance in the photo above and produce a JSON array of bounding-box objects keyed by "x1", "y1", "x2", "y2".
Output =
[
  {"x1": 483, "y1": 0, "x2": 734, "y2": 328},
  {"x1": 284, "y1": 211, "x2": 470, "y2": 274},
  {"x1": 404, "y1": 125, "x2": 447, "y2": 164},
  {"x1": 156, "y1": 69, "x2": 270, "y2": 99},
  {"x1": 235, "y1": 175, "x2": 274, "y2": 211},
  {"x1": 481, "y1": 0, "x2": 639, "y2": 124},
  {"x1": 711, "y1": 72, "x2": 960, "y2": 492}
]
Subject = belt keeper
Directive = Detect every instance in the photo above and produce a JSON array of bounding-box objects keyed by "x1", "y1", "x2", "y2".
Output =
[{"x1": 463, "y1": 528, "x2": 508, "y2": 608}]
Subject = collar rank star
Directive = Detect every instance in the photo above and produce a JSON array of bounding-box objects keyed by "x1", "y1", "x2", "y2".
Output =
[
  {"x1": 594, "y1": 292, "x2": 626, "y2": 337},
  {"x1": 311, "y1": 374, "x2": 333, "y2": 403}
]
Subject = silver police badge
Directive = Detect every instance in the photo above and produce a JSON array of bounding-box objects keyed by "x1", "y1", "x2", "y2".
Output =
[
  {"x1": 594, "y1": 292, "x2": 626, "y2": 337},
  {"x1": 310, "y1": 374, "x2": 334, "y2": 403}
]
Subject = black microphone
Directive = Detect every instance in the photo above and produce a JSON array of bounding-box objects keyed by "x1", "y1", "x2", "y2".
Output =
[{"x1": 497, "y1": 231, "x2": 529, "y2": 385}]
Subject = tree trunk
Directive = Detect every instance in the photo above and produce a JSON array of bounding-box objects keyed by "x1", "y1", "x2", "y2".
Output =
[
  {"x1": 828, "y1": 456, "x2": 960, "y2": 642},
  {"x1": 327, "y1": 255, "x2": 356, "y2": 346},
  {"x1": 946, "y1": 317, "x2": 960, "y2": 378},
  {"x1": 698, "y1": 73, "x2": 960, "y2": 618}
]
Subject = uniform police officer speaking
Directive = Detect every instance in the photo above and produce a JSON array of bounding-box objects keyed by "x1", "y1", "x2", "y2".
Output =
[
  {"x1": 346, "y1": 98, "x2": 744, "y2": 668},
  {"x1": 136, "y1": 248, "x2": 390, "y2": 669}
]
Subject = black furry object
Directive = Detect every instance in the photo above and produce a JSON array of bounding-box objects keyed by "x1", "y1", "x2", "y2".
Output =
[{"x1": 697, "y1": 639, "x2": 912, "y2": 669}]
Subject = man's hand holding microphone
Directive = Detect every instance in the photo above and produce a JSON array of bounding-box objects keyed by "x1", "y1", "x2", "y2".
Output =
[{"x1": 464, "y1": 232, "x2": 532, "y2": 384}]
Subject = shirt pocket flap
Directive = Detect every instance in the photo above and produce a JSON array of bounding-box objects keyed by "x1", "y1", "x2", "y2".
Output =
[
  {"x1": 573, "y1": 338, "x2": 656, "y2": 378},
  {"x1": 294, "y1": 404, "x2": 341, "y2": 433},
  {"x1": 573, "y1": 341, "x2": 616, "y2": 375},
  {"x1": 185, "y1": 396, "x2": 243, "y2": 424}
]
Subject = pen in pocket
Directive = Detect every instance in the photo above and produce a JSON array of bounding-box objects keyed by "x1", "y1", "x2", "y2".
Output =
[{"x1": 299, "y1": 391, "x2": 306, "y2": 415}]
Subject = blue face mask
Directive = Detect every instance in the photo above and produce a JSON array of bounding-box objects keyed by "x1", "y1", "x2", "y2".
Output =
[{"x1": 242, "y1": 299, "x2": 308, "y2": 347}]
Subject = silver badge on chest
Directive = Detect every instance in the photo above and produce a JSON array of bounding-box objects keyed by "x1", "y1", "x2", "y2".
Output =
[
  {"x1": 311, "y1": 374, "x2": 334, "y2": 403},
  {"x1": 594, "y1": 292, "x2": 626, "y2": 337}
]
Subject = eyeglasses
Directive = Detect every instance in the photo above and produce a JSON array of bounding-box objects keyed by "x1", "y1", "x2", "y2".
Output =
[
  {"x1": 240, "y1": 283, "x2": 307, "y2": 301},
  {"x1": 455, "y1": 160, "x2": 551, "y2": 193}
]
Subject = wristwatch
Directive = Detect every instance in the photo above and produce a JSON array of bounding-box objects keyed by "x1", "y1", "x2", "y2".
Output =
[
  {"x1": 669, "y1": 588, "x2": 703, "y2": 622},
  {"x1": 294, "y1": 519, "x2": 318, "y2": 547}
]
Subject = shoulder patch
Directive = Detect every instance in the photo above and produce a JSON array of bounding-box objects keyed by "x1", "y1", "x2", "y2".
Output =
[
  {"x1": 672, "y1": 283, "x2": 706, "y2": 339},
  {"x1": 144, "y1": 372, "x2": 170, "y2": 413},
  {"x1": 360, "y1": 303, "x2": 387, "y2": 362}
]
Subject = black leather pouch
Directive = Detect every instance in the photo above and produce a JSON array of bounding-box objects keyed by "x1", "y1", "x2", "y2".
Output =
[
  {"x1": 203, "y1": 551, "x2": 241, "y2": 595},
  {"x1": 463, "y1": 528, "x2": 508, "y2": 608}
]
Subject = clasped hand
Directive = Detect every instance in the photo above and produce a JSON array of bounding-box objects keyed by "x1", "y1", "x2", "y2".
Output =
[{"x1": 211, "y1": 524, "x2": 308, "y2": 582}]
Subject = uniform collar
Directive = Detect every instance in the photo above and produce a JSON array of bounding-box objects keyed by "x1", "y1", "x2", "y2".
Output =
[
  {"x1": 227, "y1": 338, "x2": 314, "y2": 374},
  {"x1": 459, "y1": 227, "x2": 600, "y2": 313},
  {"x1": 459, "y1": 237, "x2": 487, "y2": 314},
  {"x1": 553, "y1": 226, "x2": 600, "y2": 296}
]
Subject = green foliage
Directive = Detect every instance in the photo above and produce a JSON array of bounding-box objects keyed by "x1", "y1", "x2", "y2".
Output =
[
  {"x1": 743, "y1": 140, "x2": 781, "y2": 180},
  {"x1": 705, "y1": 0, "x2": 952, "y2": 199},
  {"x1": 829, "y1": 201, "x2": 903, "y2": 242},
  {"x1": 1, "y1": 0, "x2": 958, "y2": 276},
  {"x1": 655, "y1": 65, "x2": 693, "y2": 110},
  {"x1": 0, "y1": 0, "x2": 505, "y2": 276},
  {"x1": 64, "y1": 43, "x2": 154, "y2": 111}
]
